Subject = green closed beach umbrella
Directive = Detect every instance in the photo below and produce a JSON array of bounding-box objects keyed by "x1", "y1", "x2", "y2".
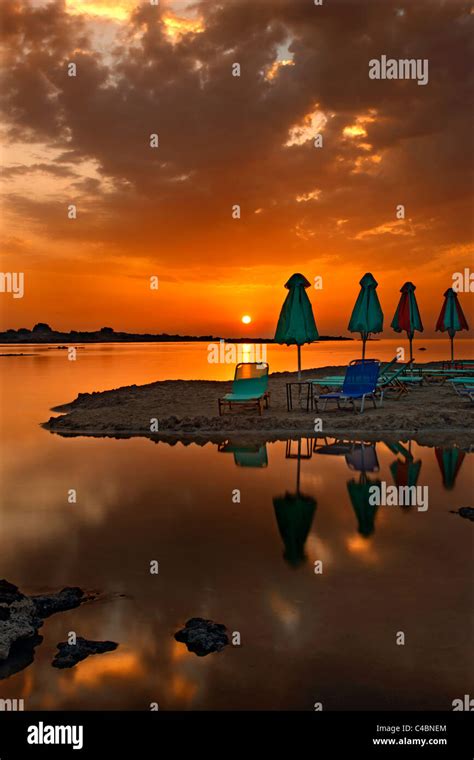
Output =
[
  {"x1": 348, "y1": 273, "x2": 384, "y2": 359},
  {"x1": 391, "y1": 282, "x2": 423, "y2": 362},
  {"x1": 274, "y1": 273, "x2": 318, "y2": 379},
  {"x1": 435, "y1": 288, "x2": 469, "y2": 363}
]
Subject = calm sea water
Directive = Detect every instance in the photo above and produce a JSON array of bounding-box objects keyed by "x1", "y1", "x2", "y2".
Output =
[{"x1": 0, "y1": 341, "x2": 472, "y2": 710}]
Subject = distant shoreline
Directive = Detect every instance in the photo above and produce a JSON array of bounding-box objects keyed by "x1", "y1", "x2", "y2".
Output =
[{"x1": 0, "y1": 325, "x2": 353, "y2": 345}]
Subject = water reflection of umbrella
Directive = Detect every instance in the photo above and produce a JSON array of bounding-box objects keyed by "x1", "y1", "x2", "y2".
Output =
[
  {"x1": 345, "y1": 442, "x2": 380, "y2": 537},
  {"x1": 385, "y1": 440, "x2": 422, "y2": 489},
  {"x1": 390, "y1": 458, "x2": 422, "y2": 489},
  {"x1": 272, "y1": 438, "x2": 317, "y2": 567},
  {"x1": 435, "y1": 447, "x2": 465, "y2": 490},
  {"x1": 347, "y1": 478, "x2": 380, "y2": 537},
  {"x1": 218, "y1": 441, "x2": 268, "y2": 468}
]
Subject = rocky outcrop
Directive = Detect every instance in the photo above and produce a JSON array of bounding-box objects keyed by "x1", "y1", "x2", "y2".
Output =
[
  {"x1": 174, "y1": 617, "x2": 229, "y2": 657},
  {"x1": 0, "y1": 580, "x2": 88, "y2": 679},
  {"x1": 52, "y1": 637, "x2": 118, "y2": 668}
]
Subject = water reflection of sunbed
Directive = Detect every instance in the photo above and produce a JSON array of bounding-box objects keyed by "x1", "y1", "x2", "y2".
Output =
[
  {"x1": 217, "y1": 441, "x2": 268, "y2": 468},
  {"x1": 345, "y1": 443, "x2": 381, "y2": 536},
  {"x1": 315, "y1": 438, "x2": 381, "y2": 535}
]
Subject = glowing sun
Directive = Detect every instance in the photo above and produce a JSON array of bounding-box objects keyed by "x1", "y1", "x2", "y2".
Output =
[{"x1": 241, "y1": 315, "x2": 252, "y2": 324}]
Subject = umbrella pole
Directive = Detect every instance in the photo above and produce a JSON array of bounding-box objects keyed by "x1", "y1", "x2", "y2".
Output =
[
  {"x1": 362, "y1": 334, "x2": 366, "y2": 360},
  {"x1": 297, "y1": 344, "x2": 302, "y2": 380},
  {"x1": 409, "y1": 335, "x2": 413, "y2": 363},
  {"x1": 296, "y1": 439, "x2": 301, "y2": 494},
  {"x1": 450, "y1": 335, "x2": 454, "y2": 363}
]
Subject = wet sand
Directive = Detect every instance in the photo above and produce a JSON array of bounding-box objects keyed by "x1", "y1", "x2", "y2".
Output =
[{"x1": 43, "y1": 364, "x2": 474, "y2": 447}]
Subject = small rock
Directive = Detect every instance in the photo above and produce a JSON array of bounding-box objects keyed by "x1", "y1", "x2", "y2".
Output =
[
  {"x1": 450, "y1": 507, "x2": 474, "y2": 521},
  {"x1": 0, "y1": 597, "x2": 42, "y2": 662},
  {"x1": 52, "y1": 638, "x2": 118, "y2": 669},
  {"x1": 174, "y1": 617, "x2": 229, "y2": 657},
  {"x1": 0, "y1": 634, "x2": 43, "y2": 680},
  {"x1": 32, "y1": 587, "x2": 84, "y2": 618}
]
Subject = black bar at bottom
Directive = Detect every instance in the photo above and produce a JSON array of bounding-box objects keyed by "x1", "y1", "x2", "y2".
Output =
[{"x1": 0, "y1": 711, "x2": 472, "y2": 757}]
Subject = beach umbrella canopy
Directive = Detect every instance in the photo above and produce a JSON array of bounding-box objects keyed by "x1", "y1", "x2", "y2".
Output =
[
  {"x1": 435, "y1": 447, "x2": 465, "y2": 491},
  {"x1": 274, "y1": 273, "x2": 318, "y2": 379},
  {"x1": 348, "y1": 273, "x2": 384, "y2": 358},
  {"x1": 391, "y1": 282, "x2": 423, "y2": 362},
  {"x1": 435, "y1": 288, "x2": 469, "y2": 362}
]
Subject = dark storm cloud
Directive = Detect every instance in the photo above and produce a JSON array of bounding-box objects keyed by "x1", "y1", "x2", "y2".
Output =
[{"x1": 1, "y1": 0, "x2": 472, "y2": 267}]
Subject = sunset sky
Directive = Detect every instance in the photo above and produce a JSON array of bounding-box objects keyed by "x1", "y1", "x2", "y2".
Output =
[{"x1": 1, "y1": 0, "x2": 472, "y2": 337}]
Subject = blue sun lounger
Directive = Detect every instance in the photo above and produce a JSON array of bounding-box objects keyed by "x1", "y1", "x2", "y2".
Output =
[{"x1": 319, "y1": 360, "x2": 381, "y2": 414}]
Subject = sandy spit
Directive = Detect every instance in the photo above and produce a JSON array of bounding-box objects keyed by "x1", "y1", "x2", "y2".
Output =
[{"x1": 42, "y1": 365, "x2": 474, "y2": 448}]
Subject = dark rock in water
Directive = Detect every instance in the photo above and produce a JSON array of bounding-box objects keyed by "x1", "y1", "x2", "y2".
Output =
[
  {"x1": 174, "y1": 617, "x2": 229, "y2": 657},
  {"x1": 0, "y1": 581, "x2": 90, "y2": 679},
  {"x1": 450, "y1": 507, "x2": 474, "y2": 521},
  {"x1": 32, "y1": 587, "x2": 84, "y2": 618},
  {"x1": 52, "y1": 637, "x2": 118, "y2": 669},
  {"x1": 0, "y1": 579, "x2": 25, "y2": 605},
  {"x1": 0, "y1": 634, "x2": 43, "y2": 680},
  {"x1": 418, "y1": 347, "x2": 427, "y2": 351}
]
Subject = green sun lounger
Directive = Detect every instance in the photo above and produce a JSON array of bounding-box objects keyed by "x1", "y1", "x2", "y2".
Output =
[
  {"x1": 418, "y1": 367, "x2": 474, "y2": 379},
  {"x1": 377, "y1": 360, "x2": 420, "y2": 396},
  {"x1": 218, "y1": 362, "x2": 270, "y2": 416}
]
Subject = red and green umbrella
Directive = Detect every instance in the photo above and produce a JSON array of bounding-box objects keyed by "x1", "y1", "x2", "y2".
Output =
[
  {"x1": 348, "y1": 273, "x2": 384, "y2": 359},
  {"x1": 435, "y1": 288, "x2": 469, "y2": 362},
  {"x1": 391, "y1": 282, "x2": 423, "y2": 362}
]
